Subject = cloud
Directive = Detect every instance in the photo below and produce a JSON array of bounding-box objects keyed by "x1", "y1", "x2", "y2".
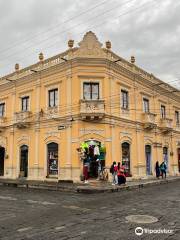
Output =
[{"x1": 0, "y1": 0, "x2": 179, "y2": 88}]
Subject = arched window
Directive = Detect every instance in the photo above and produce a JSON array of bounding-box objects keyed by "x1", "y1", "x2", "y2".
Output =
[
  {"x1": 20, "y1": 145, "x2": 28, "y2": 178},
  {"x1": 47, "y1": 142, "x2": 58, "y2": 177},
  {"x1": 122, "y1": 142, "x2": 130, "y2": 176}
]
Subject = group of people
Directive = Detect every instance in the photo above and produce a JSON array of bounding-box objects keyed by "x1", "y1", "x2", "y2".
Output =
[
  {"x1": 110, "y1": 161, "x2": 126, "y2": 185},
  {"x1": 155, "y1": 160, "x2": 167, "y2": 179}
]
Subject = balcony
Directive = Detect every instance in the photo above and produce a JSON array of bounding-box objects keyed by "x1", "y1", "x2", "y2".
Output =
[
  {"x1": 46, "y1": 106, "x2": 60, "y2": 119},
  {"x1": 175, "y1": 123, "x2": 180, "y2": 131},
  {"x1": 0, "y1": 117, "x2": 6, "y2": 131},
  {"x1": 160, "y1": 118, "x2": 173, "y2": 133},
  {"x1": 80, "y1": 99, "x2": 105, "y2": 120},
  {"x1": 14, "y1": 111, "x2": 32, "y2": 128},
  {"x1": 142, "y1": 112, "x2": 157, "y2": 130}
]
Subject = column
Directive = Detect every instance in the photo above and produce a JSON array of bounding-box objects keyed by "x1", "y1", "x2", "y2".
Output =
[
  {"x1": 65, "y1": 68, "x2": 72, "y2": 179},
  {"x1": 34, "y1": 79, "x2": 41, "y2": 179}
]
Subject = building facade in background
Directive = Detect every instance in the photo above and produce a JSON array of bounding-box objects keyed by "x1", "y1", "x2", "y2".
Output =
[{"x1": 0, "y1": 31, "x2": 180, "y2": 182}]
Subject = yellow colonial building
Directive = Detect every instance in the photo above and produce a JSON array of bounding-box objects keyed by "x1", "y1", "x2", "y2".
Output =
[{"x1": 0, "y1": 31, "x2": 180, "y2": 182}]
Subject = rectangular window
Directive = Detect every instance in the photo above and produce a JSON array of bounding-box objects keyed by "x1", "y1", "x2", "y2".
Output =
[
  {"x1": 83, "y1": 83, "x2": 99, "y2": 100},
  {"x1": 21, "y1": 96, "x2": 29, "y2": 112},
  {"x1": 143, "y1": 98, "x2": 149, "y2": 113},
  {"x1": 161, "y1": 105, "x2": 166, "y2": 119},
  {"x1": 0, "y1": 103, "x2": 5, "y2": 117},
  {"x1": 175, "y1": 111, "x2": 179, "y2": 124},
  {"x1": 121, "y1": 90, "x2": 129, "y2": 109},
  {"x1": 48, "y1": 89, "x2": 58, "y2": 107}
]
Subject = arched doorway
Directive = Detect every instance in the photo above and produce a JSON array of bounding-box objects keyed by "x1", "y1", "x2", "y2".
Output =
[
  {"x1": 0, "y1": 147, "x2": 5, "y2": 176},
  {"x1": 122, "y1": 142, "x2": 131, "y2": 177},
  {"x1": 81, "y1": 140, "x2": 105, "y2": 178},
  {"x1": 145, "y1": 145, "x2": 152, "y2": 175},
  {"x1": 20, "y1": 145, "x2": 28, "y2": 178},
  {"x1": 47, "y1": 142, "x2": 58, "y2": 177},
  {"x1": 177, "y1": 148, "x2": 180, "y2": 172},
  {"x1": 163, "y1": 147, "x2": 168, "y2": 171}
]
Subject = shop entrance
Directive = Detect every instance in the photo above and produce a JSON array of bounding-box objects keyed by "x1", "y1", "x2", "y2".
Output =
[
  {"x1": 163, "y1": 147, "x2": 168, "y2": 171},
  {"x1": 145, "y1": 145, "x2": 152, "y2": 175},
  {"x1": 82, "y1": 140, "x2": 105, "y2": 178},
  {"x1": 122, "y1": 142, "x2": 131, "y2": 177},
  {"x1": 0, "y1": 147, "x2": 5, "y2": 176},
  {"x1": 178, "y1": 148, "x2": 180, "y2": 172},
  {"x1": 47, "y1": 142, "x2": 58, "y2": 177},
  {"x1": 20, "y1": 145, "x2": 28, "y2": 178}
]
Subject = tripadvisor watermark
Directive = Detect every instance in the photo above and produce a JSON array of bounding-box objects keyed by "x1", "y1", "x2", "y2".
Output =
[{"x1": 135, "y1": 227, "x2": 174, "y2": 236}]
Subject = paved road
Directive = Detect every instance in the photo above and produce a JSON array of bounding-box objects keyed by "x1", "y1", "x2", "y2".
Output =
[{"x1": 0, "y1": 181, "x2": 179, "y2": 240}]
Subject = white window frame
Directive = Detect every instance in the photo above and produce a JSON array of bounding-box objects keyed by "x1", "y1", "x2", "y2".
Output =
[
  {"x1": 48, "y1": 88, "x2": 58, "y2": 107},
  {"x1": 0, "y1": 102, "x2": 5, "y2": 117},
  {"x1": 143, "y1": 98, "x2": 150, "y2": 113},
  {"x1": 121, "y1": 89, "x2": 129, "y2": 109},
  {"x1": 81, "y1": 79, "x2": 102, "y2": 100},
  {"x1": 21, "y1": 96, "x2": 30, "y2": 112},
  {"x1": 160, "y1": 105, "x2": 166, "y2": 119}
]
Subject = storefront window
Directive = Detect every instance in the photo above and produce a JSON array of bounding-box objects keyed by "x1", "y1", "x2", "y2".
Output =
[{"x1": 47, "y1": 142, "x2": 58, "y2": 176}]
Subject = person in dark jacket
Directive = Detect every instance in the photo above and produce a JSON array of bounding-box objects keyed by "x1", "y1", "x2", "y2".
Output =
[
  {"x1": 155, "y1": 161, "x2": 160, "y2": 179},
  {"x1": 160, "y1": 161, "x2": 167, "y2": 179}
]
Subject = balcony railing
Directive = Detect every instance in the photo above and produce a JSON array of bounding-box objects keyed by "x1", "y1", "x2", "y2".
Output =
[
  {"x1": 14, "y1": 111, "x2": 32, "y2": 128},
  {"x1": 142, "y1": 112, "x2": 157, "y2": 129},
  {"x1": 80, "y1": 99, "x2": 105, "y2": 120},
  {"x1": 46, "y1": 106, "x2": 60, "y2": 119},
  {"x1": 0, "y1": 117, "x2": 6, "y2": 131},
  {"x1": 160, "y1": 118, "x2": 173, "y2": 133}
]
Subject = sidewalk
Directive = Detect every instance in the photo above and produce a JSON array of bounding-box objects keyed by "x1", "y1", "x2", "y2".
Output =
[
  {"x1": 0, "y1": 176, "x2": 180, "y2": 194},
  {"x1": 76, "y1": 176, "x2": 180, "y2": 193}
]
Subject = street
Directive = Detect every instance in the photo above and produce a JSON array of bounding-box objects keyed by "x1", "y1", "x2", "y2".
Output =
[{"x1": 0, "y1": 181, "x2": 179, "y2": 240}]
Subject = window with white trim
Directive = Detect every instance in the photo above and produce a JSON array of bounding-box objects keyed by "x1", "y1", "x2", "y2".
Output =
[
  {"x1": 121, "y1": 90, "x2": 129, "y2": 109},
  {"x1": 161, "y1": 105, "x2": 166, "y2": 119},
  {"x1": 83, "y1": 82, "x2": 99, "y2": 100},
  {"x1": 0, "y1": 103, "x2": 5, "y2": 117},
  {"x1": 48, "y1": 89, "x2": 58, "y2": 107},
  {"x1": 21, "y1": 96, "x2": 29, "y2": 112},
  {"x1": 143, "y1": 98, "x2": 149, "y2": 113},
  {"x1": 175, "y1": 111, "x2": 179, "y2": 124}
]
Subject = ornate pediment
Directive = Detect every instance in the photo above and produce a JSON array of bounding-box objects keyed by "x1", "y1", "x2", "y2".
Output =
[{"x1": 75, "y1": 31, "x2": 106, "y2": 58}]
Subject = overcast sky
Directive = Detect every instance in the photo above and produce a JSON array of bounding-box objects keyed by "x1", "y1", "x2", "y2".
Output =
[{"x1": 0, "y1": 0, "x2": 179, "y2": 88}]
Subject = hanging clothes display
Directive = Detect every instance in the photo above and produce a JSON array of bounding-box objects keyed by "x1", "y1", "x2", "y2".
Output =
[{"x1": 94, "y1": 145, "x2": 100, "y2": 156}]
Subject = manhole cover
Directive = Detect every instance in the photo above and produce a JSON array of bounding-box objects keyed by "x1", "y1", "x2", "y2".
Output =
[{"x1": 125, "y1": 215, "x2": 158, "y2": 224}]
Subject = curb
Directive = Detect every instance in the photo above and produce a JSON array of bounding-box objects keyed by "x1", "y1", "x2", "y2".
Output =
[
  {"x1": 0, "y1": 177, "x2": 179, "y2": 194},
  {"x1": 76, "y1": 177, "x2": 180, "y2": 194}
]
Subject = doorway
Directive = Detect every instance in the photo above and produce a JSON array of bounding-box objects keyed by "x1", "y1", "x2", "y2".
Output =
[
  {"x1": 20, "y1": 145, "x2": 28, "y2": 178},
  {"x1": 145, "y1": 145, "x2": 152, "y2": 175},
  {"x1": 122, "y1": 142, "x2": 131, "y2": 177},
  {"x1": 178, "y1": 148, "x2": 180, "y2": 172},
  {"x1": 47, "y1": 142, "x2": 58, "y2": 177},
  {"x1": 82, "y1": 140, "x2": 105, "y2": 178},
  {"x1": 163, "y1": 147, "x2": 168, "y2": 171},
  {"x1": 0, "y1": 147, "x2": 5, "y2": 176}
]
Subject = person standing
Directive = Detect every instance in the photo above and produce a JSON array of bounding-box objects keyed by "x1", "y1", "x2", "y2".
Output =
[
  {"x1": 160, "y1": 161, "x2": 167, "y2": 179},
  {"x1": 110, "y1": 161, "x2": 118, "y2": 185},
  {"x1": 155, "y1": 161, "x2": 160, "y2": 179}
]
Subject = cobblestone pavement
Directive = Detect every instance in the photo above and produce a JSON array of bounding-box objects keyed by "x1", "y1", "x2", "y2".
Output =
[{"x1": 0, "y1": 181, "x2": 179, "y2": 240}]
